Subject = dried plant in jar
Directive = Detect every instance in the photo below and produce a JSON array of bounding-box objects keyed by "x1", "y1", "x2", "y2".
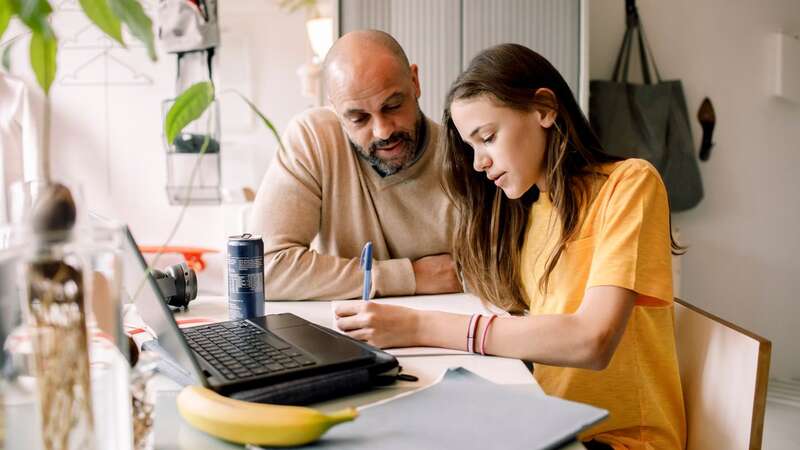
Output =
[
  {"x1": 130, "y1": 352, "x2": 159, "y2": 450},
  {"x1": 24, "y1": 184, "x2": 95, "y2": 450}
]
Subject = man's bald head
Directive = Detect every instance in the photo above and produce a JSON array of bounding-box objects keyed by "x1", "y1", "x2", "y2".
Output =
[
  {"x1": 322, "y1": 30, "x2": 424, "y2": 177},
  {"x1": 322, "y1": 30, "x2": 411, "y2": 92}
]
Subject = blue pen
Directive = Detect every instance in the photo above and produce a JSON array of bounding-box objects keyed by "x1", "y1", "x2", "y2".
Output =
[{"x1": 360, "y1": 241, "x2": 373, "y2": 300}]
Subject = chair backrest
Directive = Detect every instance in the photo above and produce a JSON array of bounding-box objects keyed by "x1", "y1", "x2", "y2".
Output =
[{"x1": 673, "y1": 298, "x2": 771, "y2": 450}]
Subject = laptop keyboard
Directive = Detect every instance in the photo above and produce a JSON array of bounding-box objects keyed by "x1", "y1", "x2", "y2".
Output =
[{"x1": 182, "y1": 321, "x2": 317, "y2": 381}]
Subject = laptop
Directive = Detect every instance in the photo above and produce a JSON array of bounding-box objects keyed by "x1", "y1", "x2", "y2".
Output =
[{"x1": 120, "y1": 225, "x2": 399, "y2": 405}]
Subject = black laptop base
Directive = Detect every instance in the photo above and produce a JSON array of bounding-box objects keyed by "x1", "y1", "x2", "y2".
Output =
[{"x1": 148, "y1": 313, "x2": 399, "y2": 406}]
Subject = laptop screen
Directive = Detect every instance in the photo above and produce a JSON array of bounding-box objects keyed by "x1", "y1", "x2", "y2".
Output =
[{"x1": 118, "y1": 224, "x2": 206, "y2": 386}]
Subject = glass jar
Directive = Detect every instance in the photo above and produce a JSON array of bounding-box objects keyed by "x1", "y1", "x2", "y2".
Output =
[
  {"x1": 162, "y1": 50, "x2": 222, "y2": 205},
  {"x1": 1, "y1": 182, "x2": 133, "y2": 450}
]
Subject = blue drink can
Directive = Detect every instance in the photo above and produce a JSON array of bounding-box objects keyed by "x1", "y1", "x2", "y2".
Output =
[{"x1": 227, "y1": 233, "x2": 265, "y2": 320}]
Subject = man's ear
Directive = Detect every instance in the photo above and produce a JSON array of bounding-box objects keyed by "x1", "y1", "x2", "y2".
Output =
[
  {"x1": 410, "y1": 64, "x2": 420, "y2": 98},
  {"x1": 534, "y1": 87, "x2": 557, "y2": 129}
]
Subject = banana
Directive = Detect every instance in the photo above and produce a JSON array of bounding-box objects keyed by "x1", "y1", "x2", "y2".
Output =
[{"x1": 176, "y1": 385, "x2": 358, "y2": 447}]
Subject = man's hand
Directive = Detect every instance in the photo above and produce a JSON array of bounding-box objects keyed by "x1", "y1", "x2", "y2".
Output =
[{"x1": 412, "y1": 254, "x2": 462, "y2": 295}]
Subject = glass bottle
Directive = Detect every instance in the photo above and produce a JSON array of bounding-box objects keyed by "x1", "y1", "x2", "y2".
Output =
[
  {"x1": 23, "y1": 184, "x2": 95, "y2": 450},
  {"x1": 163, "y1": 50, "x2": 222, "y2": 205},
  {"x1": 4, "y1": 182, "x2": 133, "y2": 450}
]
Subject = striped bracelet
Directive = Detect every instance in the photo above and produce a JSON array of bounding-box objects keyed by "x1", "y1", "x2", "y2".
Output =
[
  {"x1": 466, "y1": 314, "x2": 479, "y2": 353},
  {"x1": 479, "y1": 314, "x2": 498, "y2": 356}
]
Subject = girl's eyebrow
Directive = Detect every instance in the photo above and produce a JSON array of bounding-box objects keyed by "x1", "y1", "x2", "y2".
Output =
[{"x1": 469, "y1": 124, "x2": 492, "y2": 139}]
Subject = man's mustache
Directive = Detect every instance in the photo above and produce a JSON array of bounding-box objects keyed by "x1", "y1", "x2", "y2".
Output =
[{"x1": 370, "y1": 132, "x2": 413, "y2": 153}]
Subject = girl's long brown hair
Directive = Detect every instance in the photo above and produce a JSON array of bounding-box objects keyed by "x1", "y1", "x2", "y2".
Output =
[{"x1": 441, "y1": 43, "x2": 680, "y2": 314}]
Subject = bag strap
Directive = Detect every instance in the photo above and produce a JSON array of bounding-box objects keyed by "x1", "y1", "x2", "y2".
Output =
[
  {"x1": 612, "y1": 0, "x2": 662, "y2": 84},
  {"x1": 612, "y1": 26, "x2": 634, "y2": 82},
  {"x1": 634, "y1": 24, "x2": 652, "y2": 84},
  {"x1": 621, "y1": 27, "x2": 637, "y2": 83},
  {"x1": 639, "y1": 24, "x2": 662, "y2": 82}
]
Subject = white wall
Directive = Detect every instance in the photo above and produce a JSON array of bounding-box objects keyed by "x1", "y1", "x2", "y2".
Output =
[
  {"x1": 590, "y1": 0, "x2": 800, "y2": 378},
  {"x1": 3, "y1": 0, "x2": 314, "y2": 294},
  {"x1": 7, "y1": 0, "x2": 798, "y2": 377}
]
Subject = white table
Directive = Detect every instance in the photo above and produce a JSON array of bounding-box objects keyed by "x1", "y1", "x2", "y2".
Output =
[{"x1": 152, "y1": 294, "x2": 584, "y2": 449}]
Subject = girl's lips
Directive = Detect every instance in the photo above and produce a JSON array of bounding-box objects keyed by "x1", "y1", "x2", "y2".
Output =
[{"x1": 494, "y1": 173, "x2": 507, "y2": 187}]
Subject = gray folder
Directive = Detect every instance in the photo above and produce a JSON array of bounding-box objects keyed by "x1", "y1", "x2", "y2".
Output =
[{"x1": 266, "y1": 367, "x2": 608, "y2": 450}]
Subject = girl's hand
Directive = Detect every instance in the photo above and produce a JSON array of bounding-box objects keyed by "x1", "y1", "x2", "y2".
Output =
[{"x1": 334, "y1": 302, "x2": 421, "y2": 349}]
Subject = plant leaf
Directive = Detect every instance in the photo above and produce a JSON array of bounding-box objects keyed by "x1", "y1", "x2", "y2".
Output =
[
  {"x1": 30, "y1": 30, "x2": 57, "y2": 94},
  {"x1": 164, "y1": 81, "x2": 215, "y2": 145},
  {"x1": 229, "y1": 90, "x2": 287, "y2": 154},
  {"x1": 79, "y1": 0, "x2": 124, "y2": 46},
  {"x1": 10, "y1": 0, "x2": 53, "y2": 36},
  {"x1": 108, "y1": 0, "x2": 155, "y2": 61},
  {"x1": 0, "y1": 0, "x2": 12, "y2": 42}
]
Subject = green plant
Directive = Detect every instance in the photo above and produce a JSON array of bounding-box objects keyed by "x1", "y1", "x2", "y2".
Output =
[
  {"x1": 0, "y1": 0, "x2": 282, "y2": 166},
  {"x1": 0, "y1": 0, "x2": 156, "y2": 95},
  {"x1": 1, "y1": 1, "x2": 284, "y2": 283},
  {"x1": 0, "y1": 0, "x2": 157, "y2": 183},
  {"x1": 151, "y1": 80, "x2": 285, "y2": 272},
  {"x1": 164, "y1": 81, "x2": 285, "y2": 155}
]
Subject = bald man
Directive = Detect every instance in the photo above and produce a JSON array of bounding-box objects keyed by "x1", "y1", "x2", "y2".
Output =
[{"x1": 249, "y1": 30, "x2": 460, "y2": 300}]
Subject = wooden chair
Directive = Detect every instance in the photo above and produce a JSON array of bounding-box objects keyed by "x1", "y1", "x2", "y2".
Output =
[{"x1": 674, "y1": 298, "x2": 771, "y2": 450}]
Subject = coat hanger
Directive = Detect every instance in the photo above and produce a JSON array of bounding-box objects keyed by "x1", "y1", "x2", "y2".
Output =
[{"x1": 59, "y1": 49, "x2": 153, "y2": 86}]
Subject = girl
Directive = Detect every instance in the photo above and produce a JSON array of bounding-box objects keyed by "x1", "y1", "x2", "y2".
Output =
[{"x1": 335, "y1": 43, "x2": 686, "y2": 450}]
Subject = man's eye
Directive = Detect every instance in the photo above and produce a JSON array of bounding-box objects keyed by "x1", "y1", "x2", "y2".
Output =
[{"x1": 351, "y1": 116, "x2": 368, "y2": 124}]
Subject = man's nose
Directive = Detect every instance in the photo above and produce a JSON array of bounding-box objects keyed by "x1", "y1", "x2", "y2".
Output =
[{"x1": 372, "y1": 115, "x2": 394, "y2": 141}]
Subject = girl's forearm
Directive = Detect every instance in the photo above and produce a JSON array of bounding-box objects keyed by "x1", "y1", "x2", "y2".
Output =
[
  {"x1": 415, "y1": 310, "x2": 609, "y2": 369},
  {"x1": 412, "y1": 310, "x2": 474, "y2": 351}
]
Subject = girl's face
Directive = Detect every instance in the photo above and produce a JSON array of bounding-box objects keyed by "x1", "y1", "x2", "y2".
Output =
[{"x1": 449, "y1": 92, "x2": 556, "y2": 199}]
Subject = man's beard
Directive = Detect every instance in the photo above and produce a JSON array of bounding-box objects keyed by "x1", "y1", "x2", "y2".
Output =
[{"x1": 349, "y1": 110, "x2": 425, "y2": 176}]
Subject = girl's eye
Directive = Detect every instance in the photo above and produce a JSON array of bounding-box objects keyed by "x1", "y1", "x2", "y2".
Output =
[{"x1": 482, "y1": 134, "x2": 495, "y2": 145}]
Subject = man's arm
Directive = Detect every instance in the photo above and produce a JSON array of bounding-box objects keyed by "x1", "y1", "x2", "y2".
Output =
[
  {"x1": 412, "y1": 254, "x2": 462, "y2": 295},
  {"x1": 248, "y1": 113, "x2": 418, "y2": 300}
]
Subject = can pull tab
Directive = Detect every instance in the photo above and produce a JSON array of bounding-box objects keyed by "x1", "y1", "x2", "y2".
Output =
[{"x1": 241, "y1": 233, "x2": 252, "y2": 239}]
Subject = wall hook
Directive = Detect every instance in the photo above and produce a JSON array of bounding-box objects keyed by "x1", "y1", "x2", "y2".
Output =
[{"x1": 697, "y1": 97, "x2": 716, "y2": 161}]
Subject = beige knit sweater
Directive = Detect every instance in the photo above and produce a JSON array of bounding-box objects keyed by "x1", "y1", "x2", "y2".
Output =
[{"x1": 249, "y1": 107, "x2": 455, "y2": 300}]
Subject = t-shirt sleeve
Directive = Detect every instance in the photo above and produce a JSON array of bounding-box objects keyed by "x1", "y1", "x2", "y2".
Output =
[{"x1": 586, "y1": 163, "x2": 674, "y2": 306}]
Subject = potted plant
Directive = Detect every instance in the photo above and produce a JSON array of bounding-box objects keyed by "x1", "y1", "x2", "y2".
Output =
[{"x1": 0, "y1": 2, "x2": 282, "y2": 449}]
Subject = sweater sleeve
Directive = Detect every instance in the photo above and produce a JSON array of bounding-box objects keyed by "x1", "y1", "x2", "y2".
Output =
[{"x1": 248, "y1": 112, "x2": 416, "y2": 300}]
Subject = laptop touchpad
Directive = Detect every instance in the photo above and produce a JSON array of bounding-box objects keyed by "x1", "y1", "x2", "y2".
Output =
[{"x1": 273, "y1": 325, "x2": 372, "y2": 365}]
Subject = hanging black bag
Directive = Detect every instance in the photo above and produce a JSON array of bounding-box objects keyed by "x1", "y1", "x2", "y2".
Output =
[{"x1": 589, "y1": 0, "x2": 703, "y2": 211}]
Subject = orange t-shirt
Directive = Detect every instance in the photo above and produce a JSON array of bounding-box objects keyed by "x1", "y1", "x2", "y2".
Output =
[{"x1": 520, "y1": 159, "x2": 686, "y2": 450}]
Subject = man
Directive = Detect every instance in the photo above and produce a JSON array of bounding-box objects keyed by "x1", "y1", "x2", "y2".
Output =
[{"x1": 249, "y1": 30, "x2": 460, "y2": 300}]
